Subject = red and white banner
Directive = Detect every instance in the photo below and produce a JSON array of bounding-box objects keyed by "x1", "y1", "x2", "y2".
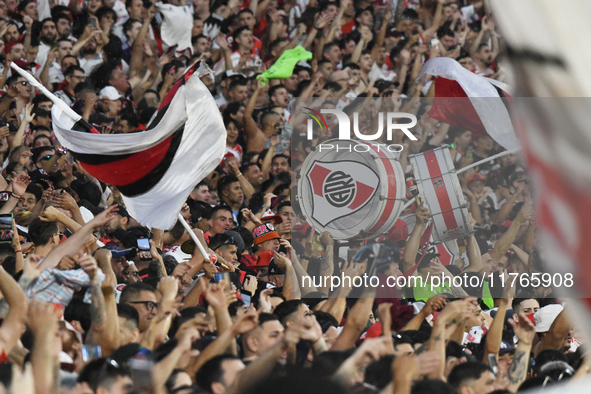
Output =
[
  {"x1": 44, "y1": 62, "x2": 225, "y2": 230},
  {"x1": 418, "y1": 57, "x2": 520, "y2": 151}
]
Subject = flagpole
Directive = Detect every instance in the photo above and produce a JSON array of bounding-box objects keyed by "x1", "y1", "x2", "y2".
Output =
[
  {"x1": 400, "y1": 148, "x2": 521, "y2": 211},
  {"x1": 177, "y1": 214, "x2": 211, "y2": 263},
  {"x1": 456, "y1": 148, "x2": 520, "y2": 174}
]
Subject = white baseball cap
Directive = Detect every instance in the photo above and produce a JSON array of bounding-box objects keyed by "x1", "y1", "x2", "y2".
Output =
[
  {"x1": 534, "y1": 304, "x2": 564, "y2": 333},
  {"x1": 99, "y1": 86, "x2": 123, "y2": 100}
]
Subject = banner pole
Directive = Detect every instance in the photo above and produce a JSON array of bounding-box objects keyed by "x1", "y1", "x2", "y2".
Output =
[
  {"x1": 177, "y1": 214, "x2": 211, "y2": 263},
  {"x1": 456, "y1": 148, "x2": 521, "y2": 175}
]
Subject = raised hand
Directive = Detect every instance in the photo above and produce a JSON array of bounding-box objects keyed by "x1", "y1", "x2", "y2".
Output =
[
  {"x1": 79, "y1": 254, "x2": 99, "y2": 280},
  {"x1": 231, "y1": 306, "x2": 259, "y2": 335},
  {"x1": 88, "y1": 205, "x2": 119, "y2": 228}
]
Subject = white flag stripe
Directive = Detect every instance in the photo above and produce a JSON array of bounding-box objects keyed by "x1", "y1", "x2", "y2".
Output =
[
  {"x1": 417, "y1": 57, "x2": 520, "y2": 151},
  {"x1": 434, "y1": 148, "x2": 468, "y2": 235}
]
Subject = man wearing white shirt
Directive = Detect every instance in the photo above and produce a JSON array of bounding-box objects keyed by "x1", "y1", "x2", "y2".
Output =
[{"x1": 35, "y1": 18, "x2": 58, "y2": 71}]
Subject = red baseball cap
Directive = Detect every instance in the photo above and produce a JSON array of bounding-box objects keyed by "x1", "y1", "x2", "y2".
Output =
[{"x1": 467, "y1": 173, "x2": 486, "y2": 184}]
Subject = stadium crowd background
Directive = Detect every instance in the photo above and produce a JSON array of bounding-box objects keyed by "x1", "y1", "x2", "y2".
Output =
[{"x1": 0, "y1": 0, "x2": 583, "y2": 393}]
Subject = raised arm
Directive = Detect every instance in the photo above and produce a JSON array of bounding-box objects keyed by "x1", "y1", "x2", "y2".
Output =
[
  {"x1": 243, "y1": 79, "x2": 267, "y2": 152},
  {"x1": 0, "y1": 266, "x2": 27, "y2": 355},
  {"x1": 483, "y1": 298, "x2": 511, "y2": 364},
  {"x1": 28, "y1": 301, "x2": 60, "y2": 394},
  {"x1": 130, "y1": 7, "x2": 157, "y2": 78},
  {"x1": 401, "y1": 201, "x2": 430, "y2": 273},
  {"x1": 331, "y1": 286, "x2": 376, "y2": 350},
  {"x1": 11, "y1": 103, "x2": 34, "y2": 150},
  {"x1": 463, "y1": 233, "x2": 484, "y2": 273},
  {"x1": 490, "y1": 203, "x2": 531, "y2": 264},
  {"x1": 38, "y1": 205, "x2": 119, "y2": 271},
  {"x1": 507, "y1": 311, "x2": 536, "y2": 391}
]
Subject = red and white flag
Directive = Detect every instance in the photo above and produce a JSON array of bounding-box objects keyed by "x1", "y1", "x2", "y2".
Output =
[
  {"x1": 418, "y1": 57, "x2": 520, "y2": 151},
  {"x1": 12, "y1": 61, "x2": 226, "y2": 230}
]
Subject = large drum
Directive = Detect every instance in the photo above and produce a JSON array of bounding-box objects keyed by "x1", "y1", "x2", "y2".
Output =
[
  {"x1": 296, "y1": 139, "x2": 406, "y2": 240},
  {"x1": 409, "y1": 146, "x2": 473, "y2": 243}
]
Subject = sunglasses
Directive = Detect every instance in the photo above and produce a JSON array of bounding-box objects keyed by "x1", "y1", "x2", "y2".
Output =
[
  {"x1": 16, "y1": 81, "x2": 29, "y2": 87},
  {"x1": 40, "y1": 154, "x2": 53, "y2": 161}
]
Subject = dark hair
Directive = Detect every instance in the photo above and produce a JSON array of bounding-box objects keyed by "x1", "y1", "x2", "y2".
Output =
[
  {"x1": 237, "y1": 8, "x2": 254, "y2": 17},
  {"x1": 119, "y1": 283, "x2": 156, "y2": 304},
  {"x1": 269, "y1": 37, "x2": 287, "y2": 53},
  {"x1": 165, "y1": 369, "x2": 189, "y2": 393},
  {"x1": 233, "y1": 26, "x2": 251, "y2": 41},
  {"x1": 195, "y1": 354, "x2": 242, "y2": 392},
  {"x1": 311, "y1": 349, "x2": 356, "y2": 378},
  {"x1": 25, "y1": 183, "x2": 43, "y2": 203},
  {"x1": 96, "y1": 6, "x2": 116, "y2": 22},
  {"x1": 122, "y1": 18, "x2": 141, "y2": 38},
  {"x1": 248, "y1": 313, "x2": 277, "y2": 330},
  {"x1": 74, "y1": 81, "x2": 94, "y2": 95},
  {"x1": 53, "y1": 12, "x2": 71, "y2": 25},
  {"x1": 210, "y1": 205, "x2": 233, "y2": 222},
  {"x1": 364, "y1": 355, "x2": 395, "y2": 389},
  {"x1": 511, "y1": 294, "x2": 538, "y2": 313},
  {"x1": 272, "y1": 154, "x2": 290, "y2": 166},
  {"x1": 437, "y1": 26, "x2": 455, "y2": 39},
  {"x1": 94, "y1": 358, "x2": 132, "y2": 391},
  {"x1": 314, "y1": 311, "x2": 338, "y2": 332},
  {"x1": 117, "y1": 303, "x2": 139, "y2": 330},
  {"x1": 228, "y1": 79, "x2": 248, "y2": 93},
  {"x1": 273, "y1": 299, "x2": 303, "y2": 325},
  {"x1": 268, "y1": 84, "x2": 286, "y2": 100},
  {"x1": 217, "y1": 175, "x2": 240, "y2": 195},
  {"x1": 28, "y1": 218, "x2": 59, "y2": 247},
  {"x1": 412, "y1": 379, "x2": 455, "y2": 394},
  {"x1": 534, "y1": 349, "x2": 568, "y2": 375},
  {"x1": 61, "y1": 54, "x2": 80, "y2": 67},
  {"x1": 400, "y1": 8, "x2": 419, "y2": 21},
  {"x1": 448, "y1": 362, "x2": 493, "y2": 390},
  {"x1": 64, "y1": 65, "x2": 84, "y2": 78},
  {"x1": 223, "y1": 102, "x2": 245, "y2": 124},
  {"x1": 275, "y1": 201, "x2": 291, "y2": 215}
]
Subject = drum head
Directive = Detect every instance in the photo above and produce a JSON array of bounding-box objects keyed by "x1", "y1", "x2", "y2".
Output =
[{"x1": 296, "y1": 139, "x2": 404, "y2": 240}]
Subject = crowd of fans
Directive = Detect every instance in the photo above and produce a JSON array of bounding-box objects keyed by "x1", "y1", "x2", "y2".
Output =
[{"x1": 0, "y1": 0, "x2": 584, "y2": 393}]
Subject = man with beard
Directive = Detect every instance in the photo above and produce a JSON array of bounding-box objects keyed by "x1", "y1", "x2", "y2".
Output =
[
  {"x1": 241, "y1": 164, "x2": 263, "y2": 192},
  {"x1": 54, "y1": 13, "x2": 72, "y2": 40},
  {"x1": 103, "y1": 204, "x2": 131, "y2": 240},
  {"x1": 218, "y1": 175, "x2": 244, "y2": 223},
  {"x1": 54, "y1": 65, "x2": 85, "y2": 106},
  {"x1": 35, "y1": 18, "x2": 57, "y2": 69},
  {"x1": 77, "y1": 28, "x2": 103, "y2": 75},
  {"x1": 470, "y1": 17, "x2": 498, "y2": 77}
]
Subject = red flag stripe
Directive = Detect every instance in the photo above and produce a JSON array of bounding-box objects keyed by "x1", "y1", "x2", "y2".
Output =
[
  {"x1": 423, "y1": 150, "x2": 458, "y2": 231},
  {"x1": 79, "y1": 134, "x2": 174, "y2": 186}
]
